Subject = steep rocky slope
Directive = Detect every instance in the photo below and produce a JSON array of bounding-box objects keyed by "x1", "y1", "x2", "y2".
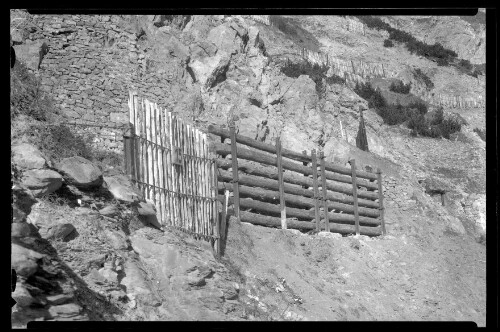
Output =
[{"x1": 11, "y1": 11, "x2": 486, "y2": 325}]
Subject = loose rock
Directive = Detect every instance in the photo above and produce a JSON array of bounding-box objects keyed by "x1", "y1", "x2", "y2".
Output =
[{"x1": 56, "y1": 156, "x2": 103, "y2": 189}]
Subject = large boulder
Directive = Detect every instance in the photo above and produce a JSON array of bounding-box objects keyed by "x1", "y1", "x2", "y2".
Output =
[
  {"x1": 189, "y1": 51, "x2": 231, "y2": 90},
  {"x1": 12, "y1": 143, "x2": 48, "y2": 170},
  {"x1": 11, "y1": 243, "x2": 44, "y2": 278},
  {"x1": 56, "y1": 156, "x2": 103, "y2": 189},
  {"x1": 103, "y1": 174, "x2": 143, "y2": 203},
  {"x1": 21, "y1": 169, "x2": 63, "y2": 197}
]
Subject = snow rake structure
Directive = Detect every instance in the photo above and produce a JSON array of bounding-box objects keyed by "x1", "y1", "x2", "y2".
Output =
[{"x1": 209, "y1": 122, "x2": 386, "y2": 237}]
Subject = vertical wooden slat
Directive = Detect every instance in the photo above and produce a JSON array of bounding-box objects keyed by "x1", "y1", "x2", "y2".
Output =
[
  {"x1": 171, "y1": 114, "x2": 179, "y2": 227},
  {"x1": 179, "y1": 121, "x2": 186, "y2": 230},
  {"x1": 204, "y1": 134, "x2": 211, "y2": 238},
  {"x1": 148, "y1": 101, "x2": 155, "y2": 206},
  {"x1": 133, "y1": 94, "x2": 140, "y2": 184},
  {"x1": 350, "y1": 159, "x2": 360, "y2": 236},
  {"x1": 189, "y1": 126, "x2": 195, "y2": 234},
  {"x1": 186, "y1": 126, "x2": 195, "y2": 234},
  {"x1": 166, "y1": 112, "x2": 174, "y2": 226},
  {"x1": 151, "y1": 103, "x2": 159, "y2": 224},
  {"x1": 144, "y1": 100, "x2": 151, "y2": 202},
  {"x1": 377, "y1": 168, "x2": 386, "y2": 235},
  {"x1": 213, "y1": 158, "x2": 220, "y2": 256},
  {"x1": 311, "y1": 149, "x2": 321, "y2": 232},
  {"x1": 229, "y1": 120, "x2": 240, "y2": 223},
  {"x1": 275, "y1": 137, "x2": 287, "y2": 229},
  {"x1": 201, "y1": 133, "x2": 208, "y2": 237},
  {"x1": 158, "y1": 106, "x2": 168, "y2": 226},
  {"x1": 140, "y1": 98, "x2": 147, "y2": 196},
  {"x1": 153, "y1": 104, "x2": 163, "y2": 226},
  {"x1": 319, "y1": 151, "x2": 330, "y2": 232}
]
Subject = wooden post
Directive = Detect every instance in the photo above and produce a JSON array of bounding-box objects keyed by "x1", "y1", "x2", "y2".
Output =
[
  {"x1": 276, "y1": 137, "x2": 287, "y2": 229},
  {"x1": 311, "y1": 150, "x2": 321, "y2": 232},
  {"x1": 213, "y1": 159, "x2": 221, "y2": 257},
  {"x1": 350, "y1": 159, "x2": 360, "y2": 235},
  {"x1": 376, "y1": 168, "x2": 386, "y2": 235},
  {"x1": 229, "y1": 119, "x2": 240, "y2": 223},
  {"x1": 319, "y1": 151, "x2": 329, "y2": 232},
  {"x1": 221, "y1": 190, "x2": 229, "y2": 245},
  {"x1": 123, "y1": 123, "x2": 134, "y2": 178}
]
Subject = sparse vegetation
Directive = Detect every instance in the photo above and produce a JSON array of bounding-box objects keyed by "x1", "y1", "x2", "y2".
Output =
[
  {"x1": 356, "y1": 16, "x2": 479, "y2": 77},
  {"x1": 389, "y1": 80, "x2": 411, "y2": 94},
  {"x1": 413, "y1": 68, "x2": 434, "y2": 90},
  {"x1": 354, "y1": 81, "x2": 460, "y2": 139},
  {"x1": 280, "y1": 60, "x2": 345, "y2": 95}
]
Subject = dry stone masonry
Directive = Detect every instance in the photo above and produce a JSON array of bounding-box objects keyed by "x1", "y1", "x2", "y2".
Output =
[{"x1": 18, "y1": 13, "x2": 190, "y2": 154}]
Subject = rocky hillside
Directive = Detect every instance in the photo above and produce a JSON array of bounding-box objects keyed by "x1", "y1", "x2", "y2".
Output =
[{"x1": 11, "y1": 11, "x2": 486, "y2": 326}]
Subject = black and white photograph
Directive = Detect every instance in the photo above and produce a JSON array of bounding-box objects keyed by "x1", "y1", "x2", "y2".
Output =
[{"x1": 10, "y1": 8, "x2": 490, "y2": 327}]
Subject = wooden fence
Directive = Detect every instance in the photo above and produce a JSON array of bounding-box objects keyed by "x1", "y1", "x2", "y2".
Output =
[
  {"x1": 124, "y1": 91, "x2": 221, "y2": 255},
  {"x1": 209, "y1": 122, "x2": 386, "y2": 237}
]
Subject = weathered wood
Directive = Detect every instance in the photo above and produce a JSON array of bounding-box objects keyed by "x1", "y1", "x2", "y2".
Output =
[
  {"x1": 302, "y1": 150, "x2": 309, "y2": 189},
  {"x1": 208, "y1": 124, "x2": 377, "y2": 181},
  {"x1": 230, "y1": 210, "x2": 382, "y2": 236},
  {"x1": 276, "y1": 137, "x2": 287, "y2": 229},
  {"x1": 350, "y1": 159, "x2": 360, "y2": 236},
  {"x1": 213, "y1": 159, "x2": 220, "y2": 256},
  {"x1": 216, "y1": 158, "x2": 380, "y2": 204},
  {"x1": 220, "y1": 195, "x2": 380, "y2": 227},
  {"x1": 217, "y1": 171, "x2": 380, "y2": 218},
  {"x1": 208, "y1": 124, "x2": 311, "y2": 163},
  {"x1": 311, "y1": 150, "x2": 321, "y2": 232},
  {"x1": 377, "y1": 168, "x2": 386, "y2": 235},
  {"x1": 229, "y1": 122, "x2": 240, "y2": 223},
  {"x1": 213, "y1": 143, "x2": 378, "y2": 190},
  {"x1": 320, "y1": 151, "x2": 330, "y2": 232}
]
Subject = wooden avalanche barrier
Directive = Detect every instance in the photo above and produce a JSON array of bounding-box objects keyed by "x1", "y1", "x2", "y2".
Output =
[{"x1": 209, "y1": 124, "x2": 386, "y2": 237}]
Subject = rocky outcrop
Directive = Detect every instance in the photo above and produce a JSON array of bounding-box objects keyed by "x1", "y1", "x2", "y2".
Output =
[
  {"x1": 12, "y1": 143, "x2": 49, "y2": 170},
  {"x1": 21, "y1": 169, "x2": 63, "y2": 197},
  {"x1": 103, "y1": 174, "x2": 143, "y2": 203},
  {"x1": 190, "y1": 51, "x2": 231, "y2": 90},
  {"x1": 56, "y1": 156, "x2": 103, "y2": 189}
]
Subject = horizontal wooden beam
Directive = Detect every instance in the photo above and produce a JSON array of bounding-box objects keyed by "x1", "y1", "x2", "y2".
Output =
[
  {"x1": 213, "y1": 143, "x2": 377, "y2": 190},
  {"x1": 217, "y1": 180, "x2": 380, "y2": 219},
  {"x1": 219, "y1": 195, "x2": 380, "y2": 227},
  {"x1": 208, "y1": 124, "x2": 310, "y2": 163},
  {"x1": 227, "y1": 209, "x2": 382, "y2": 236},
  {"x1": 209, "y1": 124, "x2": 377, "y2": 181},
  {"x1": 216, "y1": 158, "x2": 380, "y2": 205}
]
